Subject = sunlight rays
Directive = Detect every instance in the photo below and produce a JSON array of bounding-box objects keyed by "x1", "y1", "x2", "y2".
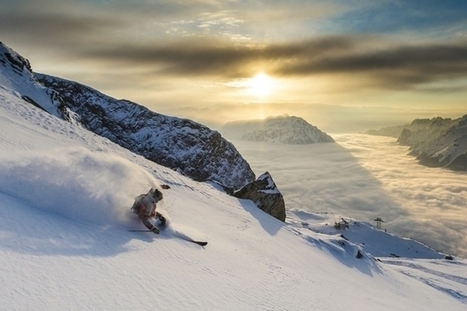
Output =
[
  {"x1": 225, "y1": 71, "x2": 277, "y2": 101},
  {"x1": 248, "y1": 72, "x2": 274, "y2": 99}
]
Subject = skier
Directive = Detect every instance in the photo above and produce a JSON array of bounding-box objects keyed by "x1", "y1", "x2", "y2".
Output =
[{"x1": 131, "y1": 187, "x2": 166, "y2": 234}]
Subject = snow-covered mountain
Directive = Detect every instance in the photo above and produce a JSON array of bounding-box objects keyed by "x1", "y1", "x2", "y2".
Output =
[
  {"x1": 367, "y1": 116, "x2": 467, "y2": 170},
  {"x1": 0, "y1": 42, "x2": 254, "y2": 189},
  {"x1": 397, "y1": 117, "x2": 457, "y2": 148},
  {"x1": 220, "y1": 115, "x2": 335, "y2": 144},
  {"x1": 1, "y1": 81, "x2": 466, "y2": 310},
  {"x1": 411, "y1": 115, "x2": 467, "y2": 170}
]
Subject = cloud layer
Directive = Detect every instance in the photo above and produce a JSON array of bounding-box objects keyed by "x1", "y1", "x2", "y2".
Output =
[{"x1": 229, "y1": 134, "x2": 467, "y2": 257}]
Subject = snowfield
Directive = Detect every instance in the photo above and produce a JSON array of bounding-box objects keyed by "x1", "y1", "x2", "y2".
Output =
[{"x1": 1, "y1": 84, "x2": 467, "y2": 310}]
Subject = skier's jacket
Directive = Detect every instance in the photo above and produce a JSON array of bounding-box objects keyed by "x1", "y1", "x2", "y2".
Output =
[{"x1": 131, "y1": 188, "x2": 163, "y2": 230}]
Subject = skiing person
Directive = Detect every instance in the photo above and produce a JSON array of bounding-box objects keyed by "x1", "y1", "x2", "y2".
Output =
[{"x1": 131, "y1": 187, "x2": 166, "y2": 234}]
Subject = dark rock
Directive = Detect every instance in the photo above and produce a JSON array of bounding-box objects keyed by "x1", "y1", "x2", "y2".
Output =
[
  {"x1": 356, "y1": 250, "x2": 363, "y2": 259},
  {"x1": 233, "y1": 172, "x2": 286, "y2": 221}
]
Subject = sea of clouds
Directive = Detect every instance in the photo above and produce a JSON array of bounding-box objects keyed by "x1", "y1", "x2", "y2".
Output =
[{"x1": 232, "y1": 134, "x2": 467, "y2": 258}]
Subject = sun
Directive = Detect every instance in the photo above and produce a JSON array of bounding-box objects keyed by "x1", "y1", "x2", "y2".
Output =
[{"x1": 249, "y1": 72, "x2": 274, "y2": 99}]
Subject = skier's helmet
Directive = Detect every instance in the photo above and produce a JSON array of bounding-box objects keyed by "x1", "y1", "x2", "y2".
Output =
[{"x1": 152, "y1": 188, "x2": 163, "y2": 202}]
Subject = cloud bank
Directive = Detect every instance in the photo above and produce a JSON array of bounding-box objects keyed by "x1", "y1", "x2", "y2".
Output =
[{"x1": 229, "y1": 134, "x2": 467, "y2": 257}]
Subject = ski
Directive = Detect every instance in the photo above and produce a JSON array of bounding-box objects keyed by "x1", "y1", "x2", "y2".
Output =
[
  {"x1": 182, "y1": 239, "x2": 208, "y2": 247},
  {"x1": 128, "y1": 229, "x2": 207, "y2": 246}
]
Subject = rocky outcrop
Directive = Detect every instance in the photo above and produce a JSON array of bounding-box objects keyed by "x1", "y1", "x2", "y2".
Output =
[
  {"x1": 233, "y1": 172, "x2": 286, "y2": 221},
  {"x1": 221, "y1": 115, "x2": 334, "y2": 144},
  {"x1": 0, "y1": 42, "x2": 77, "y2": 123},
  {"x1": 36, "y1": 74, "x2": 255, "y2": 189}
]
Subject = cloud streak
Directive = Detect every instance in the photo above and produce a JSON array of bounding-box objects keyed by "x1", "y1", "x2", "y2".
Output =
[
  {"x1": 0, "y1": 12, "x2": 124, "y2": 44},
  {"x1": 78, "y1": 36, "x2": 467, "y2": 90}
]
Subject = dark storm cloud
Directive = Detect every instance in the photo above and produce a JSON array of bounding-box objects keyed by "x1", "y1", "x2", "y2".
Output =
[
  {"x1": 0, "y1": 0, "x2": 199, "y2": 49},
  {"x1": 81, "y1": 37, "x2": 356, "y2": 77},
  {"x1": 0, "y1": 1, "x2": 126, "y2": 53},
  {"x1": 83, "y1": 36, "x2": 467, "y2": 90},
  {"x1": 282, "y1": 42, "x2": 467, "y2": 82},
  {"x1": 0, "y1": 12, "x2": 123, "y2": 45}
]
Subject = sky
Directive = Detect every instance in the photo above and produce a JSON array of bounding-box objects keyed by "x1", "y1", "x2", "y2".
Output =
[{"x1": 1, "y1": 0, "x2": 467, "y2": 132}]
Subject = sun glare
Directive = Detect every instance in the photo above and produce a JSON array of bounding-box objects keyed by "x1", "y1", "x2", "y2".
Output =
[{"x1": 249, "y1": 72, "x2": 274, "y2": 99}]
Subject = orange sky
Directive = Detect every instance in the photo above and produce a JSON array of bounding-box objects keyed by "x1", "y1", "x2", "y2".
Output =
[{"x1": 1, "y1": 0, "x2": 466, "y2": 132}]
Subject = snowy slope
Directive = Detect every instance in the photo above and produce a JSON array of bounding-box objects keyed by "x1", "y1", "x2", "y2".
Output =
[
  {"x1": 221, "y1": 115, "x2": 335, "y2": 144},
  {"x1": 1, "y1": 72, "x2": 467, "y2": 310}
]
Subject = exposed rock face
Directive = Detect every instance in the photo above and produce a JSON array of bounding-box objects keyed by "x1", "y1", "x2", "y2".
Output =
[
  {"x1": 0, "y1": 42, "x2": 77, "y2": 123},
  {"x1": 221, "y1": 115, "x2": 334, "y2": 144},
  {"x1": 36, "y1": 74, "x2": 256, "y2": 189},
  {"x1": 0, "y1": 43, "x2": 32, "y2": 73},
  {"x1": 233, "y1": 172, "x2": 286, "y2": 221}
]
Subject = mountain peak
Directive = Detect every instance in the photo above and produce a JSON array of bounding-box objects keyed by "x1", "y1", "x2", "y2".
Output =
[
  {"x1": 221, "y1": 115, "x2": 334, "y2": 144},
  {"x1": 0, "y1": 42, "x2": 32, "y2": 75}
]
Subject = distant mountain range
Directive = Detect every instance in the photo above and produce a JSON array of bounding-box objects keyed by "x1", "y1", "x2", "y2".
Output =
[
  {"x1": 367, "y1": 116, "x2": 467, "y2": 170},
  {"x1": 220, "y1": 115, "x2": 335, "y2": 144},
  {"x1": 0, "y1": 41, "x2": 255, "y2": 189}
]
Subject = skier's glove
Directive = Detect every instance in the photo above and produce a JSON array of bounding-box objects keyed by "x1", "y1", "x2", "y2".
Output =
[
  {"x1": 151, "y1": 227, "x2": 160, "y2": 234},
  {"x1": 156, "y1": 213, "x2": 166, "y2": 227}
]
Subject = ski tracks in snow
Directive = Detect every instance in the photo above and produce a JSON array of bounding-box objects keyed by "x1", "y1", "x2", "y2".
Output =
[{"x1": 382, "y1": 259, "x2": 467, "y2": 303}]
